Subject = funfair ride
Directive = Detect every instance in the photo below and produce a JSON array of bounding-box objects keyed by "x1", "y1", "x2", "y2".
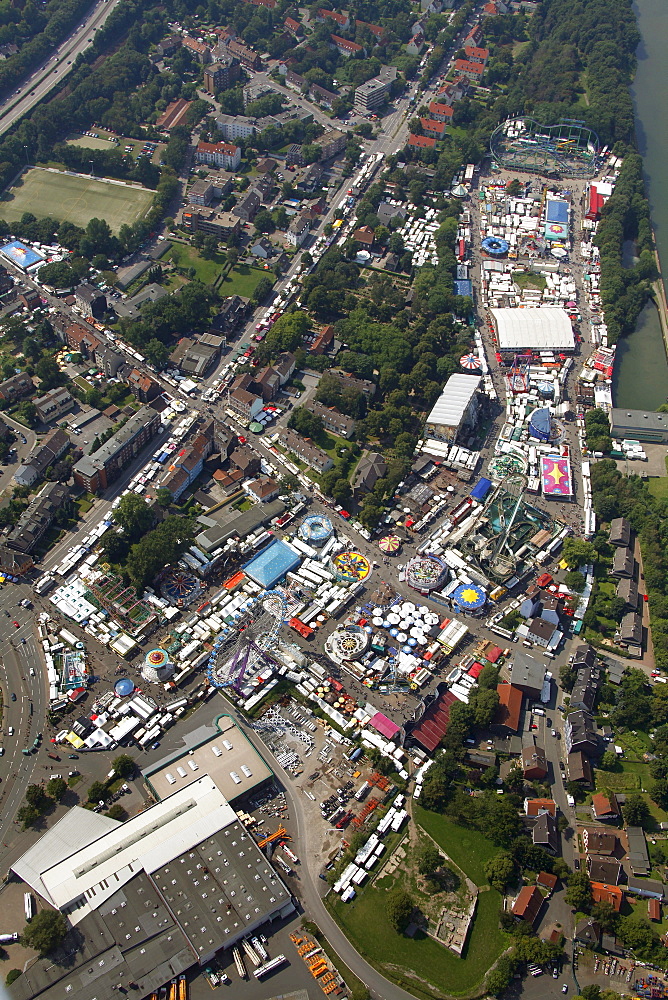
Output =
[{"x1": 207, "y1": 590, "x2": 286, "y2": 691}]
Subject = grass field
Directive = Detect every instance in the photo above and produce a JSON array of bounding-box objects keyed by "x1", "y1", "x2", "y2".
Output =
[
  {"x1": 167, "y1": 244, "x2": 226, "y2": 285},
  {"x1": 0, "y1": 167, "x2": 154, "y2": 232},
  {"x1": 413, "y1": 806, "x2": 498, "y2": 885},
  {"x1": 219, "y1": 264, "x2": 271, "y2": 299},
  {"x1": 329, "y1": 881, "x2": 507, "y2": 998}
]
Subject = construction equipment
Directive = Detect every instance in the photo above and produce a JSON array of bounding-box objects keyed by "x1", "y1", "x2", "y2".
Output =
[{"x1": 257, "y1": 825, "x2": 291, "y2": 849}]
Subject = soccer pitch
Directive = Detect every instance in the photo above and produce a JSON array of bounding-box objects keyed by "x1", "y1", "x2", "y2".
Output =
[{"x1": 0, "y1": 168, "x2": 154, "y2": 232}]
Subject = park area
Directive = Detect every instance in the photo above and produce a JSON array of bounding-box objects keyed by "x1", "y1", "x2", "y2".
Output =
[
  {"x1": 0, "y1": 167, "x2": 153, "y2": 231},
  {"x1": 328, "y1": 807, "x2": 508, "y2": 999}
]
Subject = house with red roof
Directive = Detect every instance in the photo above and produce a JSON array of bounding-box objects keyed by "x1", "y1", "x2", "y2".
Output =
[
  {"x1": 355, "y1": 19, "x2": 386, "y2": 40},
  {"x1": 284, "y1": 16, "x2": 303, "y2": 36},
  {"x1": 492, "y1": 683, "x2": 523, "y2": 734},
  {"x1": 408, "y1": 134, "x2": 436, "y2": 149},
  {"x1": 512, "y1": 885, "x2": 544, "y2": 925},
  {"x1": 591, "y1": 792, "x2": 620, "y2": 822},
  {"x1": 464, "y1": 44, "x2": 489, "y2": 65},
  {"x1": 330, "y1": 34, "x2": 364, "y2": 56},
  {"x1": 429, "y1": 101, "x2": 454, "y2": 122},
  {"x1": 318, "y1": 8, "x2": 350, "y2": 29},
  {"x1": 590, "y1": 882, "x2": 623, "y2": 912},
  {"x1": 454, "y1": 57, "x2": 485, "y2": 81},
  {"x1": 420, "y1": 118, "x2": 447, "y2": 139},
  {"x1": 525, "y1": 797, "x2": 557, "y2": 817}
]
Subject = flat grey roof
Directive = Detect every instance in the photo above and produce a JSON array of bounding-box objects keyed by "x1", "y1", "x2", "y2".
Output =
[
  {"x1": 143, "y1": 715, "x2": 273, "y2": 802},
  {"x1": 611, "y1": 408, "x2": 668, "y2": 433}
]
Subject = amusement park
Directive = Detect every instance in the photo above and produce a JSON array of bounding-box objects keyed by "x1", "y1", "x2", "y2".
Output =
[{"x1": 490, "y1": 117, "x2": 600, "y2": 178}]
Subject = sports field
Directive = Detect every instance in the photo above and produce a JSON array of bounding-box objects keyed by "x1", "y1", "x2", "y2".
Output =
[{"x1": 0, "y1": 168, "x2": 154, "y2": 232}]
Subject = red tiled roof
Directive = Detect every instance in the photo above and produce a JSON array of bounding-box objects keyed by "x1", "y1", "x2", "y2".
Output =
[
  {"x1": 537, "y1": 871, "x2": 558, "y2": 891},
  {"x1": 331, "y1": 33, "x2": 363, "y2": 52},
  {"x1": 454, "y1": 57, "x2": 485, "y2": 75},
  {"x1": 526, "y1": 798, "x2": 557, "y2": 817},
  {"x1": 495, "y1": 683, "x2": 522, "y2": 732},
  {"x1": 512, "y1": 885, "x2": 543, "y2": 923},
  {"x1": 429, "y1": 101, "x2": 454, "y2": 117},
  {"x1": 590, "y1": 882, "x2": 623, "y2": 911},
  {"x1": 592, "y1": 792, "x2": 619, "y2": 817},
  {"x1": 420, "y1": 118, "x2": 446, "y2": 134},
  {"x1": 410, "y1": 690, "x2": 458, "y2": 752},
  {"x1": 464, "y1": 45, "x2": 489, "y2": 61},
  {"x1": 408, "y1": 134, "x2": 436, "y2": 148}
]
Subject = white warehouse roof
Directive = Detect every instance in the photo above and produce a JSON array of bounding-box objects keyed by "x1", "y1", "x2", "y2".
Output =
[
  {"x1": 426, "y1": 373, "x2": 481, "y2": 428},
  {"x1": 491, "y1": 307, "x2": 575, "y2": 351}
]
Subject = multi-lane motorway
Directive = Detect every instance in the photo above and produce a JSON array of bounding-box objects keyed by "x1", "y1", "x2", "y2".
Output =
[{"x1": 0, "y1": 0, "x2": 123, "y2": 138}]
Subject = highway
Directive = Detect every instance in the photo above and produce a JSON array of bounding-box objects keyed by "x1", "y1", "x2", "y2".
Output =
[{"x1": 0, "y1": 0, "x2": 123, "y2": 138}]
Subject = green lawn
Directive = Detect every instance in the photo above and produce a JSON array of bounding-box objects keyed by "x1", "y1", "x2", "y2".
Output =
[
  {"x1": 219, "y1": 264, "x2": 272, "y2": 299},
  {"x1": 0, "y1": 167, "x2": 154, "y2": 232},
  {"x1": 648, "y1": 477, "x2": 668, "y2": 500},
  {"x1": 513, "y1": 271, "x2": 547, "y2": 292},
  {"x1": 329, "y1": 879, "x2": 508, "y2": 999},
  {"x1": 167, "y1": 244, "x2": 227, "y2": 284},
  {"x1": 414, "y1": 806, "x2": 497, "y2": 885}
]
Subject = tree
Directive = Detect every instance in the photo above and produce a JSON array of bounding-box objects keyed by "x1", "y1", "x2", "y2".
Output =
[
  {"x1": 46, "y1": 777, "x2": 67, "y2": 801},
  {"x1": 35, "y1": 356, "x2": 62, "y2": 390},
  {"x1": 486, "y1": 797, "x2": 523, "y2": 847},
  {"x1": 88, "y1": 780, "x2": 107, "y2": 803},
  {"x1": 473, "y1": 687, "x2": 499, "y2": 727},
  {"x1": 16, "y1": 805, "x2": 41, "y2": 830},
  {"x1": 386, "y1": 889, "x2": 414, "y2": 933},
  {"x1": 112, "y1": 754, "x2": 135, "y2": 778},
  {"x1": 113, "y1": 494, "x2": 154, "y2": 541},
  {"x1": 106, "y1": 804, "x2": 127, "y2": 821},
  {"x1": 17, "y1": 400, "x2": 37, "y2": 427},
  {"x1": 254, "y1": 209, "x2": 275, "y2": 234},
  {"x1": 25, "y1": 784, "x2": 52, "y2": 813},
  {"x1": 565, "y1": 870, "x2": 592, "y2": 912},
  {"x1": 484, "y1": 850, "x2": 515, "y2": 892},
  {"x1": 618, "y1": 915, "x2": 660, "y2": 957},
  {"x1": 201, "y1": 234, "x2": 219, "y2": 259},
  {"x1": 21, "y1": 910, "x2": 67, "y2": 955},
  {"x1": 565, "y1": 570, "x2": 586, "y2": 592},
  {"x1": 155, "y1": 487, "x2": 173, "y2": 508},
  {"x1": 562, "y1": 537, "x2": 597, "y2": 569},
  {"x1": 598, "y1": 750, "x2": 621, "y2": 771},
  {"x1": 623, "y1": 793, "x2": 651, "y2": 828},
  {"x1": 416, "y1": 842, "x2": 442, "y2": 877},
  {"x1": 6, "y1": 970, "x2": 22, "y2": 985},
  {"x1": 591, "y1": 901, "x2": 620, "y2": 933},
  {"x1": 126, "y1": 515, "x2": 194, "y2": 590}
]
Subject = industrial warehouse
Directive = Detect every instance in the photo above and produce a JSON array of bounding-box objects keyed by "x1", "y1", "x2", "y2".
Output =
[{"x1": 10, "y1": 777, "x2": 293, "y2": 999}]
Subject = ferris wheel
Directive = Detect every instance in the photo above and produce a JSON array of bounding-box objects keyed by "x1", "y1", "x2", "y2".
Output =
[{"x1": 207, "y1": 590, "x2": 287, "y2": 690}]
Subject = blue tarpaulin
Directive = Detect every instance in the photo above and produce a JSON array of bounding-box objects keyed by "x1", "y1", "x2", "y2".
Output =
[
  {"x1": 470, "y1": 477, "x2": 492, "y2": 501},
  {"x1": 454, "y1": 279, "x2": 473, "y2": 297},
  {"x1": 545, "y1": 198, "x2": 569, "y2": 224}
]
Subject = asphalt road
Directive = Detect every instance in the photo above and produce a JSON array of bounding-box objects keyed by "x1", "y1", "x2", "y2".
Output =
[
  {"x1": 0, "y1": 411, "x2": 35, "y2": 496},
  {"x1": 0, "y1": 0, "x2": 123, "y2": 138},
  {"x1": 0, "y1": 586, "x2": 48, "y2": 853}
]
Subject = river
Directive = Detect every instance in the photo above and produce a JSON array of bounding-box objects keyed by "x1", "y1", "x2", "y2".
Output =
[{"x1": 612, "y1": 0, "x2": 668, "y2": 410}]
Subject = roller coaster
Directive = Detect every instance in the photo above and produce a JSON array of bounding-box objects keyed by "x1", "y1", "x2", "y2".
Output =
[{"x1": 490, "y1": 117, "x2": 599, "y2": 178}]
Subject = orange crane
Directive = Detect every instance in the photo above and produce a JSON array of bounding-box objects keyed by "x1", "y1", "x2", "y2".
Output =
[{"x1": 257, "y1": 825, "x2": 292, "y2": 849}]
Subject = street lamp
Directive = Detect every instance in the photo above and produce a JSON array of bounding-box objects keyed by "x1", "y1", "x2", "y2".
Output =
[{"x1": 89, "y1": 160, "x2": 94, "y2": 177}]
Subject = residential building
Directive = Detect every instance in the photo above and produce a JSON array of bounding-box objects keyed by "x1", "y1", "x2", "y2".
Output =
[
  {"x1": 320, "y1": 128, "x2": 348, "y2": 160},
  {"x1": 616, "y1": 576, "x2": 638, "y2": 610},
  {"x1": 215, "y1": 113, "x2": 257, "y2": 141},
  {"x1": 521, "y1": 744, "x2": 548, "y2": 780},
  {"x1": 587, "y1": 858, "x2": 621, "y2": 884},
  {"x1": 210, "y1": 295, "x2": 249, "y2": 336},
  {"x1": 283, "y1": 428, "x2": 333, "y2": 473},
  {"x1": 611, "y1": 546, "x2": 634, "y2": 579},
  {"x1": 272, "y1": 353, "x2": 296, "y2": 384},
  {"x1": 627, "y1": 826, "x2": 651, "y2": 876},
  {"x1": 65, "y1": 322, "x2": 101, "y2": 359},
  {"x1": 13, "y1": 427, "x2": 70, "y2": 488},
  {"x1": 429, "y1": 101, "x2": 454, "y2": 122},
  {"x1": 420, "y1": 118, "x2": 447, "y2": 139},
  {"x1": 492, "y1": 683, "x2": 523, "y2": 734},
  {"x1": 583, "y1": 830, "x2": 617, "y2": 855},
  {"x1": 188, "y1": 179, "x2": 215, "y2": 206},
  {"x1": 284, "y1": 16, "x2": 303, "y2": 37},
  {"x1": 464, "y1": 44, "x2": 489, "y2": 64},
  {"x1": 317, "y1": 8, "x2": 350, "y2": 29},
  {"x1": 228, "y1": 388, "x2": 264, "y2": 422},
  {"x1": 575, "y1": 919, "x2": 601, "y2": 948},
  {"x1": 565, "y1": 710, "x2": 598, "y2": 756},
  {"x1": 406, "y1": 31, "x2": 425, "y2": 55},
  {"x1": 157, "y1": 420, "x2": 214, "y2": 501},
  {"x1": 6, "y1": 482, "x2": 71, "y2": 553},
  {"x1": 247, "y1": 476, "x2": 280, "y2": 503},
  {"x1": 75, "y1": 282, "x2": 106, "y2": 319},
  {"x1": 180, "y1": 208, "x2": 241, "y2": 240},
  {"x1": 509, "y1": 648, "x2": 545, "y2": 698},
  {"x1": 309, "y1": 82, "x2": 338, "y2": 108},
  {"x1": 512, "y1": 885, "x2": 543, "y2": 925},
  {"x1": 536, "y1": 871, "x2": 558, "y2": 894},
  {"x1": 571, "y1": 669, "x2": 597, "y2": 713},
  {"x1": 327, "y1": 370, "x2": 376, "y2": 397},
  {"x1": 284, "y1": 69, "x2": 307, "y2": 93},
  {"x1": 354, "y1": 451, "x2": 387, "y2": 492},
  {"x1": 526, "y1": 617, "x2": 558, "y2": 648},
  {"x1": 169, "y1": 336, "x2": 221, "y2": 378},
  {"x1": 453, "y1": 57, "x2": 485, "y2": 81},
  {"x1": 72, "y1": 406, "x2": 160, "y2": 492},
  {"x1": 203, "y1": 57, "x2": 241, "y2": 92},
  {"x1": 182, "y1": 35, "x2": 211, "y2": 63},
  {"x1": 309, "y1": 324, "x2": 334, "y2": 354},
  {"x1": 591, "y1": 882, "x2": 623, "y2": 911},
  {"x1": 156, "y1": 33, "x2": 181, "y2": 57},
  {"x1": 156, "y1": 98, "x2": 191, "y2": 131},
  {"x1": 305, "y1": 400, "x2": 355, "y2": 438},
  {"x1": 330, "y1": 33, "x2": 365, "y2": 57},
  {"x1": 0, "y1": 372, "x2": 33, "y2": 401},
  {"x1": 626, "y1": 877, "x2": 665, "y2": 900},
  {"x1": 524, "y1": 798, "x2": 557, "y2": 818},
  {"x1": 532, "y1": 812, "x2": 558, "y2": 853},
  {"x1": 355, "y1": 18, "x2": 386, "y2": 39},
  {"x1": 227, "y1": 38, "x2": 261, "y2": 70},
  {"x1": 33, "y1": 386, "x2": 75, "y2": 424},
  {"x1": 353, "y1": 225, "x2": 375, "y2": 247},
  {"x1": 591, "y1": 792, "x2": 619, "y2": 822},
  {"x1": 572, "y1": 643, "x2": 596, "y2": 671},
  {"x1": 0, "y1": 544, "x2": 32, "y2": 576},
  {"x1": 126, "y1": 368, "x2": 161, "y2": 403},
  {"x1": 94, "y1": 345, "x2": 124, "y2": 378},
  {"x1": 195, "y1": 141, "x2": 241, "y2": 171},
  {"x1": 230, "y1": 444, "x2": 261, "y2": 476},
  {"x1": 354, "y1": 66, "x2": 396, "y2": 113},
  {"x1": 609, "y1": 517, "x2": 631, "y2": 547},
  {"x1": 377, "y1": 201, "x2": 406, "y2": 226},
  {"x1": 254, "y1": 367, "x2": 281, "y2": 401},
  {"x1": 618, "y1": 611, "x2": 643, "y2": 648},
  {"x1": 233, "y1": 190, "x2": 261, "y2": 222},
  {"x1": 567, "y1": 750, "x2": 593, "y2": 786},
  {"x1": 286, "y1": 211, "x2": 311, "y2": 247}
]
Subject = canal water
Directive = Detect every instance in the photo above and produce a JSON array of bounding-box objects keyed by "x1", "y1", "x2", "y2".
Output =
[{"x1": 612, "y1": 0, "x2": 668, "y2": 410}]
